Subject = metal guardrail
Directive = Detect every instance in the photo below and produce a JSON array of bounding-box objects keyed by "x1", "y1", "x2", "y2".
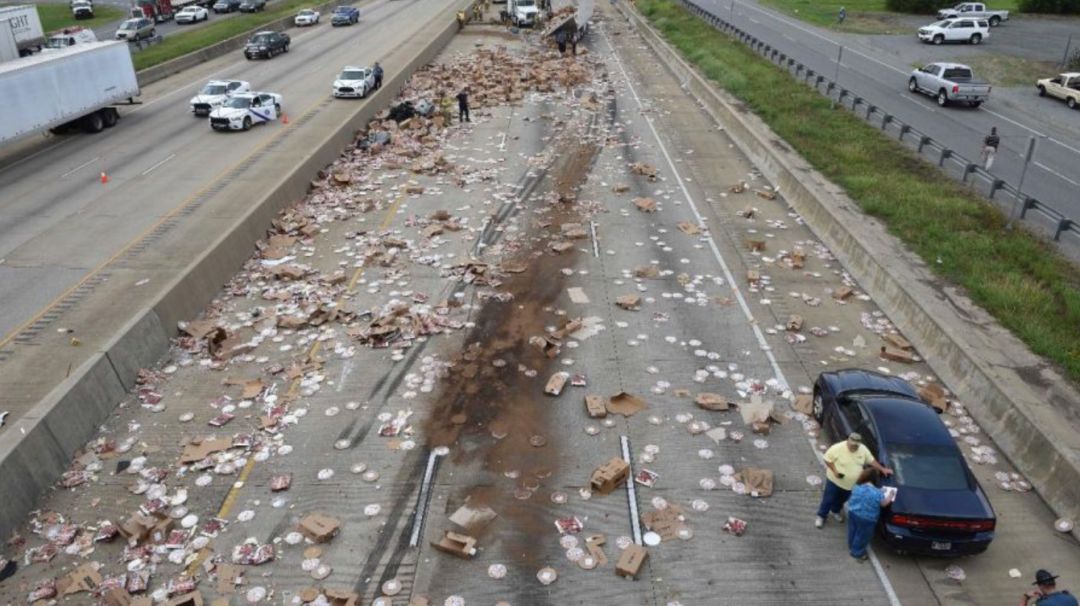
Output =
[{"x1": 676, "y1": 0, "x2": 1080, "y2": 243}]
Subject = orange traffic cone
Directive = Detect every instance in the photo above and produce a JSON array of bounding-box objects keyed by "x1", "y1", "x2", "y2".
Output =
[
  {"x1": 100, "y1": 171, "x2": 109, "y2": 184},
  {"x1": 282, "y1": 113, "x2": 289, "y2": 124}
]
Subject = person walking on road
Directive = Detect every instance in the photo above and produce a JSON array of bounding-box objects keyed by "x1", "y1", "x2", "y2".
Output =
[
  {"x1": 982, "y1": 127, "x2": 1000, "y2": 170},
  {"x1": 846, "y1": 469, "x2": 894, "y2": 561},
  {"x1": 373, "y1": 62, "x2": 384, "y2": 90},
  {"x1": 456, "y1": 87, "x2": 471, "y2": 123},
  {"x1": 1021, "y1": 570, "x2": 1079, "y2": 606},
  {"x1": 439, "y1": 91, "x2": 454, "y2": 126},
  {"x1": 815, "y1": 432, "x2": 892, "y2": 528}
]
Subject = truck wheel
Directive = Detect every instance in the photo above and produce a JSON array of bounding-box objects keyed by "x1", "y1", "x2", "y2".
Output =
[
  {"x1": 1069, "y1": 97, "x2": 1078, "y2": 109},
  {"x1": 907, "y1": 78, "x2": 918, "y2": 93},
  {"x1": 102, "y1": 108, "x2": 119, "y2": 128},
  {"x1": 81, "y1": 112, "x2": 105, "y2": 133},
  {"x1": 937, "y1": 90, "x2": 949, "y2": 106},
  {"x1": 1037, "y1": 85, "x2": 1046, "y2": 96},
  {"x1": 989, "y1": 15, "x2": 1000, "y2": 26},
  {"x1": 970, "y1": 33, "x2": 981, "y2": 44},
  {"x1": 933, "y1": 34, "x2": 944, "y2": 45},
  {"x1": 242, "y1": 117, "x2": 252, "y2": 131}
]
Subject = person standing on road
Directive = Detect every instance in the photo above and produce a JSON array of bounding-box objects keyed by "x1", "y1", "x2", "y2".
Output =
[
  {"x1": 439, "y1": 91, "x2": 454, "y2": 126},
  {"x1": 555, "y1": 28, "x2": 568, "y2": 55},
  {"x1": 982, "y1": 127, "x2": 1000, "y2": 170},
  {"x1": 846, "y1": 469, "x2": 894, "y2": 561},
  {"x1": 815, "y1": 432, "x2": 893, "y2": 528},
  {"x1": 457, "y1": 87, "x2": 471, "y2": 123},
  {"x1": 373, "y1": 62, "x2": 384, "y2": 90},
  {"x1": 1021, "y1": 570, "x2": 1079, "y2": 606}
]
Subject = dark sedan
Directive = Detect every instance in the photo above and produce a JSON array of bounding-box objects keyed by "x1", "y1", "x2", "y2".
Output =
[
  {"x1": 330, "y1": 5, "x2": 359, "y2": 25},
  {"x1": 814, "y1": 369, "x2": 995, "y2": 556},
  {"x1": 238, "y1": 0, "x2": 266, "y2": 12}
]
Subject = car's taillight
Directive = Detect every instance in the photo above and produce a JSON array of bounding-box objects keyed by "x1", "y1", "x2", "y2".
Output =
[
  {"x1": 952, "y1": 84, "x2": 959, "y2": 93},
  {"x1": 891, "y1": 513, "x2": 995, "y2": 532}
]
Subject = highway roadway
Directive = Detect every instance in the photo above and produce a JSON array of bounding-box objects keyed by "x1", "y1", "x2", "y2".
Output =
[
  {"x1": 696, "y1": 0, "x2": 1080, "y2": 240},
  {"x1": 0, "y1": 0, "x2": 452, "y2": 340}
]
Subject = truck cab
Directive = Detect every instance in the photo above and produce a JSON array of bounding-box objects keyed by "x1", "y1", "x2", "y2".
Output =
[
  {"x1": 509, "y1": 0, "x2": 539, "y2": 27},
  {"x1": 1037, "y1": 73, "x2": 1080, "y2": 109}
]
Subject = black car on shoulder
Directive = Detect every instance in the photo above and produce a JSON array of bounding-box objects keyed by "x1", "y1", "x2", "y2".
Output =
[
  {"x1": 813, "y1": 369, "x2": 995, "y2": 556},
  {"x1": 243, "y1": 31, "x2": 289, "y2": 59},
  {"x1": 238, "y1": 0, "x2": 265, "y2": 12}
]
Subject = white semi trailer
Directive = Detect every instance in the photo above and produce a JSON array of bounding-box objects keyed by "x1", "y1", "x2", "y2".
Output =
[
  {"x1": 543, "y1": 0, "x2": 593, "y2": 40},
  {"x1": 0, "y1": 41, "x2": 140, "y2": 145}
]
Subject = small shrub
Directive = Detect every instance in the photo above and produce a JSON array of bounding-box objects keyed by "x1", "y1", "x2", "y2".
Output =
[
  {"x1": 1018, "y1": 0, "x2": 1080, "y2": 14},
  {"x1": 884, "y1": 0, "x2": 951, "y2": 14}
]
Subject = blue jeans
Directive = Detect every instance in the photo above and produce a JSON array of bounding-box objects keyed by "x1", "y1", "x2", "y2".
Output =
[
  {"x1": 847, "y1": 514, "x2": 877, "y2": 558},
  {"x1": 816, "y1": 479, "x2": 851, "y2": 518}
]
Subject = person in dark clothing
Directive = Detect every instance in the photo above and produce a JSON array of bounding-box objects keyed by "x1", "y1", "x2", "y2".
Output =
[
  {"x1": 982, "y1": 126, "x2": 1000, "y2": 170},
  {"x1": 456, "y1": 88, "x2": 470, "y2": 123},
  {"x1": 570, "y1": 33, "x2": 577, "y2": 56},
  {"x1": 555, "y1": 28, "x2": 567, "y2": 55},
  {"x1": 373, "y1": 62, "x2": 384, "y2": 90},
  {"x1": 1021, "y1": 570, "x2": 1079, "y2": 606}
]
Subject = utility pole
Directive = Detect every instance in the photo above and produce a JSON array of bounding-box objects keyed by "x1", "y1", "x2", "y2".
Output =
[
  {"x1": 831, "y1": 45, "x2": 843, "y2": 109},
  {"x1": 1062, "y1": 33, "x2": 1074, "y2": 69},
  {"x1": 1008, "y1": 136, "x2": 1037, "y2": 229}
]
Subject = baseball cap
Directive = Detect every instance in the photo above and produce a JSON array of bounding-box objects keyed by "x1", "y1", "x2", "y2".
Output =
[
  {"x1": 1034, "y1": 570, "x2": 1059, "y2": 586},
  {"x1": 847, "y1": 432, "x2": 863, "y2": 443}
]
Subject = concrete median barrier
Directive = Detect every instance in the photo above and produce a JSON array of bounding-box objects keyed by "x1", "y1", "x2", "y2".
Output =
[{"x1": 618, "y1": 2, "x2": 1080, "y2": 538}]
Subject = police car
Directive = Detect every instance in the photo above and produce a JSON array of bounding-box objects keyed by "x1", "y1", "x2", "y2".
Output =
[
  {"x1": 190, "y1": 79, "x2": 251, "y2": 117},
  {"x1": 209, "y1": 92, "x2": 283, "y2": 131}
]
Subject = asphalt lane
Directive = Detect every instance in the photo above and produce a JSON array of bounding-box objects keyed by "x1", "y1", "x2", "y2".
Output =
[
  {"x1": 695, "y1": 0, "x2": 1080, "y2": 240},
  {"x1": 0, "y1": 0, "x2": 443, "y2": 339}
]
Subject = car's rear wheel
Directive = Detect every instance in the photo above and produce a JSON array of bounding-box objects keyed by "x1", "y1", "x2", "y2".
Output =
[
  {"x1": 989, "y1": 15, "x2": 1000, "y2": 26},
  {"x1": 1037, "y1": 85, "x2": 1046, "y2": 96},
  {"x1": 933, "y1": 34, "x2": 943, "y2": 45},
  {"x1": 1069, "y1": 97, "x2": 1078, "y2": 109},
  {"x1": 937, "y1": 90, "x2": 949, "y2": 106},
  {"x1": 283, "y1": 43, "x2": 289, "y2": 52},
  {"x1": 812, "y1": 392, "x2": 824, "y2": 421},
  {"x1": 242, "y1": 117, "x2": 252, "y2": 131},
  {"x1": 970, "y1": 33, "x2": 981, "y2": 44}
]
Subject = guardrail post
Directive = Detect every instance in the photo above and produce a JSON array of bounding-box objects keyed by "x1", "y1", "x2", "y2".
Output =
[
  {"x1": 963, "y1": 163, "x2": 978, "y2": 183},
  {"x1": 939, "y1": 148, "x2": 952, "y2": 167},
  {"x1": 989, "y1": 179, "x2": 1006, "y2": 199},
  {"x1": 881, "y1": 114, "x2": 893, "y2": 131},
  {"x1": 1018, "y1": 197, "x2": 1037, "y2": 219},
  {"x1": 1055, "y1": 219, "x2": 1074, "y2": 241},
  {"x1": 898, "y1": 124, "x2": 910, "y2": 141},
  {"x1": 865, "y1": 104, "x2": 875, "y2": 119},
  {"x1": 917, "y1": 135, "x2": 931, "y2": 153}
]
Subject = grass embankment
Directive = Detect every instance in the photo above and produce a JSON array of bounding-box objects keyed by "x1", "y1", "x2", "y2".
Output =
[
  {"x1": 638, "y1": 0, "x2": 1080, "y2": 383},
  {"x1": 755, "y1": 0, "x2": 1019, "y2": 34},
  {"x1": 28, "y1": 3, "x2": 124, "y2": 33},
  {"x1": 131, "y1": 0, "x2": 320, "y2": 70}
]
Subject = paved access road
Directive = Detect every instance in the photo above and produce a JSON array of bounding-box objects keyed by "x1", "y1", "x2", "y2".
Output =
[
  {"x1": 696, "y1": 0, "x2": 1080, "y2": 238},
  {"x1": 0, "y1": 0, "x2": 435, "y2": 341}
]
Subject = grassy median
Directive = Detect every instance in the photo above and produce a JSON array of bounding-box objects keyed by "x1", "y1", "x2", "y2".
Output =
[
  {"x1": 32, "y1": 3, "x2": 125, "y2": 33},
  {"x1": 131, "y1": 0, "x2": 321, "y2": 70},
  {"x1": 753, "y1": 0, "x2": 1019, "y2": 33},
  {"x1": 637, "y1": 0, "x2": 1080, "y2": 383}
]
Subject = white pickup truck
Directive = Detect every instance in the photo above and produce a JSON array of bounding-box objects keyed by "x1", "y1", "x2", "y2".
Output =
[
  {"x1": 1037, "y1": 73, "x2": 1080, "y2": 110},
  {"x1": 936, "y1": 3, "x2": 1008, "y2": 26},
  {"x1": 908, "y1": 62, "x2": 991, "y2": 108}
]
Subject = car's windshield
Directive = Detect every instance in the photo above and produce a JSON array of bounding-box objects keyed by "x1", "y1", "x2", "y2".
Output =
[
  {"x1": 340, "y1": 70, "x2": 366, "y2": 80},
  {"x1": 201, "y1": 84, "x2": 228, "y2": 95},
  {"x1": 120, "y1": 21, "x2": 137, "y2": 29},
  {"x1": 334, "y1": 6, "x2": 351, "y2": 12},
  {"x1": 888, "y1": 443, "x2": 970, "y2": 490},
  {"x1": 225, "y1": 97, "x2": 252, "y2": 108},
  {"x1": 45, "y1": 37, "x2": 70, "y2": 49},
  {"x1": 251, "y1": 34, "x2": 271, "y2": 43},
  {"x1": 180, "y1": 7, "x2": 196, "y2": 12},
  {"x1": 299, "y1": 9, "x2": 315, "y2": 15},
  {"x1": 930, "y1": 20, "x2": 951, "y2": 26}
]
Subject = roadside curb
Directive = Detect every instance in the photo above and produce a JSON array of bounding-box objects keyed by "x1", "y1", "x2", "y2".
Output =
[
  {"x1": 615, "y1": 2, "x2": 1080, "y2": 537},
  {"x1": 136, "y1": 0, "x2": 352, "y2": 87},
  {"x1": 0, "y1": 2, "x2": 467, "y2": 542}
]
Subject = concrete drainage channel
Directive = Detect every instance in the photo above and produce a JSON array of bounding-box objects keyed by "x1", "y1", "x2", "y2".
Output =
[
  {"x1": 0, "y1": 2, "x2": 470, "y2": 541},
  {"x1": 615, "y1": 2, "x2": 1080, "y2": 538}
]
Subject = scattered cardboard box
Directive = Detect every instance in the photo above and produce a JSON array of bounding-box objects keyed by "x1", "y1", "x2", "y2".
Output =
[
  {"x1": 165, "y1": 592, "x2": 204, "y2": 606},
  {"x1": 633, "y1": 264, "x2": 659, "y2": 279},
  {"x1": 735, "y1": 468, "x2": 774, "y2": 497},
  {"x1": 585, "y1": 394, "x2": 608, "y2": 418},
  {"x1": 641, "y1": 507, "x2": 686, "y2": 542},
  {"x1": 694, "y1": 393, "x2": 730, "y2": 411},
  {"x1": 792, "y1": 394, "x2": 814, "y2": 416},
  {"x1": 786, "y1": 315, "x2": 803, "y2": 332},
  {"x1": 431, "y1": 531, "x2": 477, "y2": 559},
  {"x1": 746, "y1": 270, "x2": 761, "y2": 285},
  {"x1": 544, "y1": 372, "x2": 569, "y2": 396},
  {"x1": 57, "y1": 564, "x2": 101, "y2": 596},
  {"x1": 746, "y1": 239, "x2": 766, "y2": 252},
  {"x1": 880, "y1": 346, "x2": 915, "y2": 364},
  {"x1": 833, "y1": 286, "x2": 854, "y2": 301},
  {"x1": 448, "y1": 504, "x2": 497, "y2": 531},
  {"x1": 325, "y1": 588, "x2": 361, "y2": 606},
  {"x1": 615, "y1": 295, "x2": 641, "y2": 310},
  {"x1": 633, "y1": 198, "x2": 657, "y2": 212},
  {"x1": 607, "y1": 392, "x2": 647, "y2": 417},
  {"x1": 919, "y1": 383, "x2": 948, "y2": 412},
  {"x1": 590, "y1": 458, "x2": 630, "y2": 495},
  {"x1": 755, "y1": 189, "x2": 777, "y2": 200},
  {"x1": 615, "y1": 545, "x2": 648, "y2": 579},
  {"x1": 676, "y1": 221, "x2": 700, "y2": 235},
  {"x1": 216, "y1": 564, "x2": 242, "y2": 594},
  {"x1": 883, "y1": 333, "x2": 913, "y2": 350},
  {"x1": 299, "y1": 513, "x2": 341, "y2": 543},
  {"x1": 179, "y1": 436, "x2": 233, "y2": 464}
]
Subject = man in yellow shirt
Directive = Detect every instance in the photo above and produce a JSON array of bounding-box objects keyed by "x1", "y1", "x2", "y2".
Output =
[{"x1": 815, "y1": 432, "x2": 892, "y2": 528}]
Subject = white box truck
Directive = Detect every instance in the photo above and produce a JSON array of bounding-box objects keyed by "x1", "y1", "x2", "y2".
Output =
[
  {"x1": 0, "y1": 41, "x2": 140, "y2": 145},
  {"x1": 0, "y1": 5, "x2": 46, "y2": 56}
]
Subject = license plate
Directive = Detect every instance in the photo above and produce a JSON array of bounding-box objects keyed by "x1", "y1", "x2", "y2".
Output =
[{"x1": 931, "y1": 541, "x2": 952, "y2": 551}]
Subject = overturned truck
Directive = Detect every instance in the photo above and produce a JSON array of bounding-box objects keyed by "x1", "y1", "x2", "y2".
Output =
[{"x1": 542, "y1": 0, "x2": 593, "y2": 42}]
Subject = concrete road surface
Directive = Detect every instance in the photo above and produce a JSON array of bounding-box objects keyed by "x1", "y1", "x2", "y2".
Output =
[{"x1": 1, "y1": 10, "x2": 1078, "y2": 606}]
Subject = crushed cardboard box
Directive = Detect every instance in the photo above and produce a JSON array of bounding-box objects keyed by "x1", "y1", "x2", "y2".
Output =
[
  {"x1": 607, "y1": 392, "x2": 647, "y2": 417},
  {"x1": 590, "y1": 458, "x2": 630, "y2": 495},
  {"x1": 615, "y1": 545, "x2": 648, "y2": 579},
  {"x1": 615, "y1": 295, "x2": 641, "y2": 310},
  {"x1": 585, "y1": 394, "x2": 608, "y2": 418},
  {"x1": 544, "y1": 372, "x2": 569, "y2": 396},
  {"x1": 694, "y1": 393, "x2": 730, "y2": 411},
  {"x1": 632, "y1": 198, "x2": 657, "y2": 212},
  {"x1": 735, "y1": 468, "x2": 774, "y2": 497},
  {"x1": 431, "y1": 531, "x2": 477, "y2": 559},
  {"x1": 299, "y1": 513, "x2": 341, "y2": 543}
]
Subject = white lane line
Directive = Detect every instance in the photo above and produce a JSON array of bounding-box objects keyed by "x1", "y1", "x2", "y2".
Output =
[
  {"x1": 621, "y1": 435, "x2": 644, "y2": 545},
  {"x1": 1, "y1": 138, "x2": 76, "y2": 177},
  {"x1": 983, "y1": 108, "x2": 1047, "y2": 138},
  {"x1": 140, "y1": 153, "x2": 176, "y2": 176},
  {"x1": 60, "y1": 156, "x2": 100, "y2": 178},
  {"x1": 608, "y1": 17, "x2": 904, "y2": 604},
  {"x1": 1034, "y1": 161, "x2": 1080, "y2": 187},
  {"x1": 601, "y1": 22, "x2": 787, "y2": 389}
]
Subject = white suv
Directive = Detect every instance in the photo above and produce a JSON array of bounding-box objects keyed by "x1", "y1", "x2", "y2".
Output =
[{"x1": 918, "y1": 18, "x2": 990, "y2": 45}]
